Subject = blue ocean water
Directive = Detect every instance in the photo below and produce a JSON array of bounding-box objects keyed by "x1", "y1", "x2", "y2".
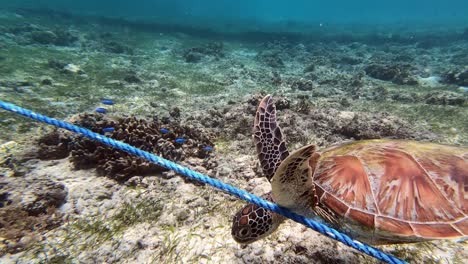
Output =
[{"x1": 2, "y1": 0, "x2": 468, "y2": 30}]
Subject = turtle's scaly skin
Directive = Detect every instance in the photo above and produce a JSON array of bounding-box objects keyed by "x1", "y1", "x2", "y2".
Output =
[{"x1": 272, "y1": 140, "x2": 468, "y2": 244}]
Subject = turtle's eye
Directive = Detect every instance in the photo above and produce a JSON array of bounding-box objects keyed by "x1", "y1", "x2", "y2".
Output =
[{"x1": 238, "y1": 227, "x2": 250, "y2": 237}]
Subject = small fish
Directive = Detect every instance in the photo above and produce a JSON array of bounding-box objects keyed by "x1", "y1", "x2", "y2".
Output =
[
  {"x1": 95, "y1": 107, "x2": 107, "y2": 113},
  {"x1": 202, "y1": 146, "x2": 214, "y2": 152},
  {"x1": 102, "y1": 127, "x2": 115, "y2": 133},
  {"x1": 159, "y1": 128, "x2": 169, "y2": 134},
  {"x1": 101, "y1": 99, "x2": 114, "y2": 105},
  {"x1": 175, "y1": 137, "x2": 186, "y2": 144}
]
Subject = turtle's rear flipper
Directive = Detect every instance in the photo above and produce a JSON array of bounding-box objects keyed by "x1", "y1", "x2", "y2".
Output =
[{"x1": 253, "y1": 95, "x2": 289, "y2": 181}]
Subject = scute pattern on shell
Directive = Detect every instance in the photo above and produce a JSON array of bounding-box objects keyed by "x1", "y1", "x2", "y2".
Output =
[{"x1": 312, "y1": 139, "x2": 467, "y2": 243}]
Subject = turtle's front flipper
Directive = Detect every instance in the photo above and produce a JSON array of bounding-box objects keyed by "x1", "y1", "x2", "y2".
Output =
[
  {"x1": 231, "y1": 95, "x2": 289, "y2": 244},
  {"x1": 253, "y1": 95, "x2": 289, "y2": 181}
]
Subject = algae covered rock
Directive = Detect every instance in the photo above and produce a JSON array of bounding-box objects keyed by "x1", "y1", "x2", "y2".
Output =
[
  {"x1": 29, "y1": 29, "x2": 78, "y2": 46},
  {"x1": 123, "y1": 73, "x2": 142, "y2": 83},
  {"x1": 425, "y1": 91, "x2": 467, "y2": 106},
  {"x1": 256, "y1": 50, "x2": 284, "y2": 68},
  {"x1": 20, "y1": 179, "x2": 67, "y2": 216},
  {"x1": 30, "y1": 30, "x2": 58, "y2": 44},
  {"x1": 183, "y1": 42, "x2": 224, "y2": 63},
  {"x1": 290, "y1": 78, "x2": 314, "y2": 91},
  {"x1": 364, "y1": 63, "x2": 418, "y2": 85},
  {"x1": 443, "y1": 69, "x2": 468, "y2": 86},
  {"x1": 0, "y1": 176, "x2": 65, "y2": 255},
  {"x1": 102, "y1": 40, "x2": 133, "y2": 54}
]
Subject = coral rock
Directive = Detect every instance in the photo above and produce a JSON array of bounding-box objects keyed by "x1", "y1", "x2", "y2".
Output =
[
  {"x1": 183, "y1": 42, "x2": 224, "y2": 63},
  {"x1": 365, "y1": 63, "x2": 418, "y2": 85},
  {"x1": 443, "y1": 69, "x2": 468, "y2": 86},
  {"x1": 29, "y1": 29, "x2": 77, "y2": 46},
  {"x1": 256, "y1": 51, "x2": 284, "y2": 68},
  {"x1": 37, "y1": 114, "x2": 215, "y2": 182},
  {"x1": 20, "y1": 179, "x2": 67, "y2": 216},
  {"x1": 290, "y1": 78, "x2": 314, "y2": 91}
]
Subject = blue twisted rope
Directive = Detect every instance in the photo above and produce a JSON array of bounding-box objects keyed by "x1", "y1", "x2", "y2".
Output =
[{"x1": 0, "y1": 100, "x2": 406, "y2": 264}]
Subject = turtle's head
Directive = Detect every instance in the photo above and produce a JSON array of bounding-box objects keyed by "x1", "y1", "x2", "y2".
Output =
[{"x1": 231, "y1": 194, "x2": 285, "y2": 244}]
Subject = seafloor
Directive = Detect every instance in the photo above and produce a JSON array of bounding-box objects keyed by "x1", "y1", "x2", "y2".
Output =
[{"x1": 0, "y1": 8, "x2": 467, "y2": 264}]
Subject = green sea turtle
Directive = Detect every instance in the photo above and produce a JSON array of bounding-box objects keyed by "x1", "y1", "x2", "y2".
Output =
[{"x1": 231, "y1": 95, "x2": 467, "y2": 245}]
